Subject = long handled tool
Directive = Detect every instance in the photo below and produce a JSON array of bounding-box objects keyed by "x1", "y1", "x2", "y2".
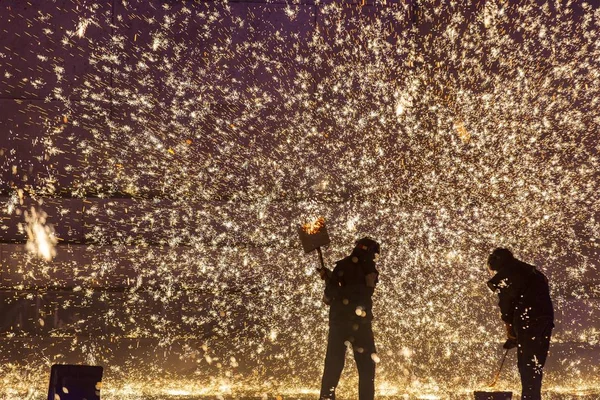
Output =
[
  {"x1": 298, "y1": 217, "x2": 331, "y2": 280},
  {"x1": 474, "y1": 343, "x2": 515, "y2": 399},
  {"x1": 489, "y1": 348, "x2": 510, "y2": 388},
  {"x1": 315, "y1": 247, "x2": 330, "y2": 280}
]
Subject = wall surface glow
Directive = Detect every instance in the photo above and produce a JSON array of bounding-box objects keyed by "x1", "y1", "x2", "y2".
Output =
[{"x1": 0, "y1": 0, "x2": 599, "y2": 398}]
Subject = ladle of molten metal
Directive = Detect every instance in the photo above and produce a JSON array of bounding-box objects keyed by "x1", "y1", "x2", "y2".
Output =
[{"x1": 298, "y1": 216, "x2": 331, "y2": 280}]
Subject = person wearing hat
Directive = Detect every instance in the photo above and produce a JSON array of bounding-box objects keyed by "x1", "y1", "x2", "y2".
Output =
[
  {"x1": 487, "y1": 248, "x2": 554, "y2": 400},
  {"x1": 319, "y1": 237, "x2": 380, "y2": 400}
]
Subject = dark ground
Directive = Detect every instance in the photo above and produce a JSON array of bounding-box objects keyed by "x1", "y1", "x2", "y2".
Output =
[
  {"x1": 135, "y1": 395, "x2": 599, "y2": 400},
  {"x1": 99, "y1": 392, "x2": 600, "y2": 400}
]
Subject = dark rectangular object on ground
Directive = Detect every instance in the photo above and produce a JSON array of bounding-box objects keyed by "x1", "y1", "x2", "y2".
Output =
[
  {"x1": 474, "y1": 392, "x2": 512, "y2": 400},
  {"x1": 47, "y1": 364, "x2": 103, "y2": 400}
]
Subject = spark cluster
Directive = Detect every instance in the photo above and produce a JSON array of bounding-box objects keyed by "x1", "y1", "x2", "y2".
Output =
[{"x1": 1, "y1": 0, "x2": 599, "y2": 398}]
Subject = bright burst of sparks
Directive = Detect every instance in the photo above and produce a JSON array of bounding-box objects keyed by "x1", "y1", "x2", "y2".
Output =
[
  {"x1": 301, "y1": 216, "x2": 326, "y2": 235},
  {"x1": 23, "y1": 207, "x2": 57, "y2": 262},
  {"x1": 0, "y1": 0, "x2": 599, "y2": 398}
]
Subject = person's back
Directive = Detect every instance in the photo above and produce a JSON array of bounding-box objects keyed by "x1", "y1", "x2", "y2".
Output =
[
  {"x1": 520, "y1": 264, "x2": 554, "y2": 324},
  {"x1": 326, "y1": 255, "x2": 377, "y2": 324},
  {"x1": 488, "y1": 258, "x2": 554, "y2": 330}
]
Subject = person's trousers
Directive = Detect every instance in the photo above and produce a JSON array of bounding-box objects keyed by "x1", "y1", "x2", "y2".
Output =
[
  {"x1": 319, "y1": 321, "x2": 376, "y2": 400},
  {"x1": 517, "y1": 318, "x2": 553, "y2": 400}
]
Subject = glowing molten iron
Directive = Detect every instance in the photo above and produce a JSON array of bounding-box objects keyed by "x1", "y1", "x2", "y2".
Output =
[{"x1": 301, "y1": 216, "x2": 325, "y2": 235}]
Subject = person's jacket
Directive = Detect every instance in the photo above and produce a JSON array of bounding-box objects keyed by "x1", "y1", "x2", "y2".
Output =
[
  {"x1": 487, "y1": 259, "x2": 554, "y2": 330},
  {"x1": 324, "y1": 251, "x2": 379, "y2": 324}
]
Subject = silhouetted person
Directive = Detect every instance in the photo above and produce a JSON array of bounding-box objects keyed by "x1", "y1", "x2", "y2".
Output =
[
  {"x1": 319, "y1": 237, "x2": 380, "y2": 400},
  {"x1": 487, "y1": 248, "x2": 554, "y2": 400}
]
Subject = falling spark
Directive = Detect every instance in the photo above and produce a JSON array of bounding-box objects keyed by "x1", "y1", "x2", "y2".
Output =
[
  {"x1": 76, "y1": 19, "x2": 91, "y2": 38},
  {"x1": 453, "y1": 120, "x2": 470, "y2": 143}
]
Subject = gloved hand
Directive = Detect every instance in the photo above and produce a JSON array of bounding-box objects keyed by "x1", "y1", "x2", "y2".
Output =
[
  {"x1": 505, "y1": 322, "x2": 517, "y2": 340},
  {"x1": 503, "y1": 338, "x2": 518, "y2": 350}
]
